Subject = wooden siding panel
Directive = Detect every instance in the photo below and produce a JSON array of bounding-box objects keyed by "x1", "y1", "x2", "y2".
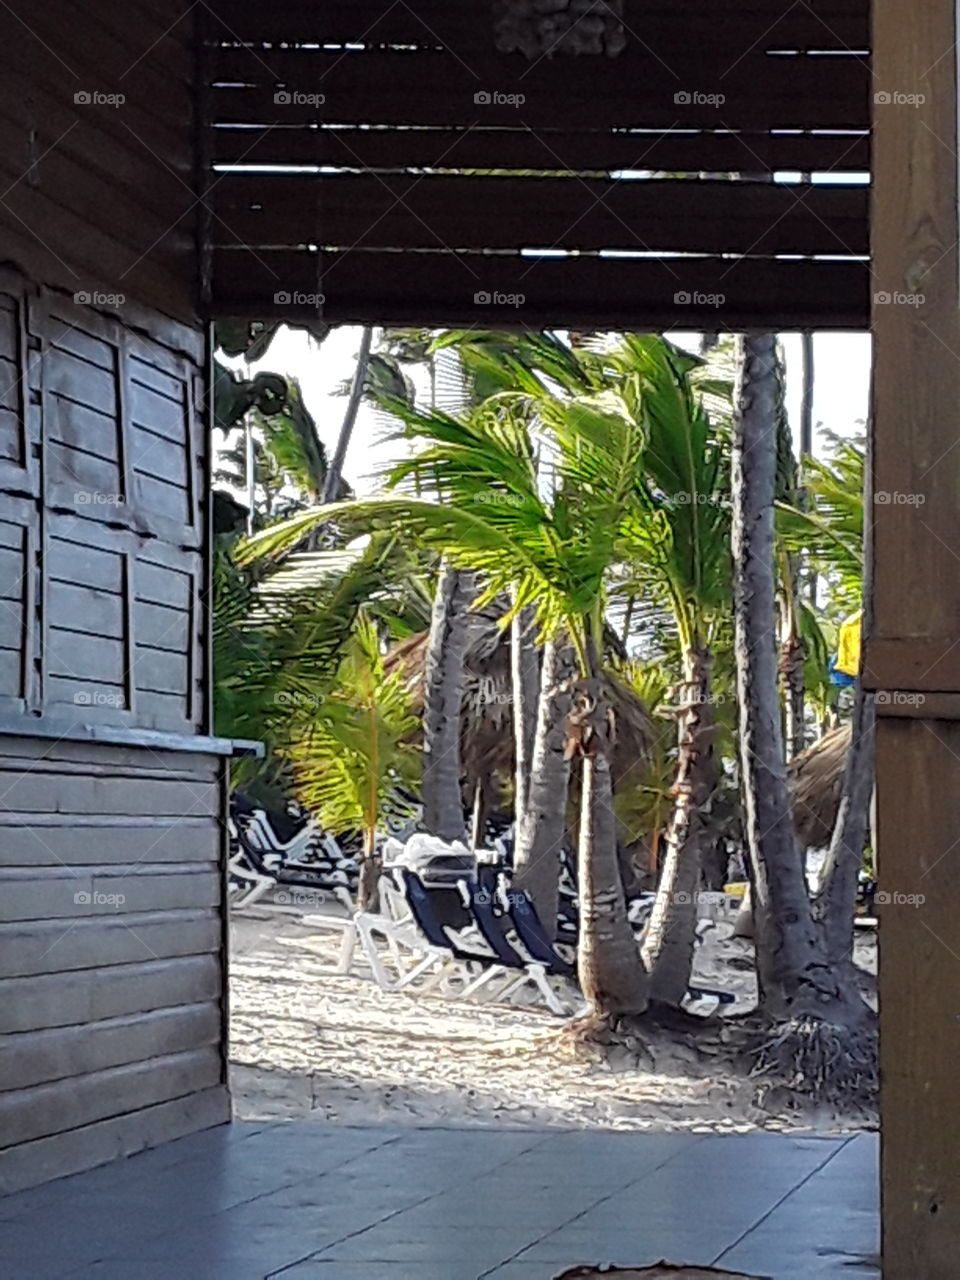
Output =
[
  {"x1": 0, "y1": 911, "x2": 221, "y2": 979},
  {"x1": 0, "y1": 867, "x2": 220, "y2": 923},
  {"x1": 0, "y1": 956, "x2": 222, "y2": 1034},
  {"x1": 0, "y1": 821, "x2": 218, "y2": 867},
  {"x1": 0, "y1": 1087, "x2": 230, "y2": 1196},
  {"x1": 0, "y1": 1005, "x2": 221, "y2": 1092},
  {"x1": 0, "y1": 1048, "x2": 223, "y2": 1148}
]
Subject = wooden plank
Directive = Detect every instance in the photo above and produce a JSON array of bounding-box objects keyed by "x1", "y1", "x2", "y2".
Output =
[
  {"x1": 135, "y1": 689, "x2": 195, "y2": 731},
  {"x1": 0, "y1": 1086, "x2": 230, "y2": 1196},
  {"x1": 134, "y1": 601, "x2": 191, "y2": 652},
  {"x1": 212, "y1": 247, "x2": 871, "y2": 331},
  {"x1": 0, "y1": 866, "x2": 219, "y2": 923},
  {"x1": 47, "y1": 443, "x2": 122, "y2": 504},
  {"x1": 127, "y1": 380, "x2": 188, "y2": 444},
  {"x1": 873, "y1": 0, "x2": 960, "y2": 1275},
  {"x1": 213, "y1": 173, "x2": 870, "y2": 256},
  {"x1": 0, "y1": 772, "x2": 217, "y2": 817},
  {"x1": 135, "y1": 561, "x2": 193, "y2": 611},
  {"x1": 0, "y1": 1004, "x2": 221, "y2": 1092},
  {"x1": 46, "y1": 538, "x2": 125, "y2": 593},
  {"x1": 0, "y1": 721, "x2": 243, "y2": 763},
  {"x1": 209, "y1": 64, "x2": 870, "y2": 130},
  {"x1": 0, "y1": 544, "x2": 25, "y2": 600},
  {"x1": 864, "y1": 641, "x2": 960, "y2": 694},
  {"x1": 0, "y1": 602, "x2": 24, "y2": 651},
  {"x1": 131, "y1": 425, "x2": 189, "y2": 488},
  {"x1": 0, "y1": 1047, "x2": 223, "y2": 1148},
  {"x1": 48, "y1": 582, "x2": 124, "y2": 639},
  {"x1": 0, "y1": 911, "x2": 221, "y2": 978},
  {"x1": 203, "y1": 0, "x2": 869, "y2": 47},
  {"x1": 0, "y1": 956, "x2": 222, "y2": 1034},
  {"x1": 134, "y1": 645, "x2": 190, "y2": 696},
  {"x1": 47, "y1": 397, "x2": 122, "y2": 464},
  {"x1": 133, "y1": 473, "x2": 191, "y2": 526},
  {"x1": 45, "y1": 629, "x2": 125, "y2": 686},
  {"x1": 0, "y1": 822, "x2": 218, "y2": 867},
  {"x1": 210, "y1": 123, "x2": 872, "y2": 177},
  {"x1": 0, "y1": 649, "x2": 23, "y2": 699}
]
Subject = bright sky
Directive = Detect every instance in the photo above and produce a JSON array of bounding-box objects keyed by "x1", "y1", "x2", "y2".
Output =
[{"x1": 240, "y1": 326, "x2": 872, "y2": 498}]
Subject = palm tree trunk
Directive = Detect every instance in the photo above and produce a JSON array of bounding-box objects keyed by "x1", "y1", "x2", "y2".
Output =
[
  {"x1": 322, "y1": 325, "x2": 373, "y2": 504},
  {"x1": 780, "y1": 580, "x2": 806, "y2": 760},
  {"x1": 358, "y1": 824, "x2": 380, "y2": 911},
  {"x1": 733, "y1": 335, "x2": 867, "y2": 1029},
  {"x1": 642, "y1": 645, "x2": 714, "y2": 1006},
  {"x1": 574, "y1": 627, "x2": 649, "y2": 1019},
  {"x1": 513, "y1": 637, "x2": 576, "y2": 935},
  {"x1": 422, "y1": 562, "x2": 472, "y2": 843},
  {"x1": 817, "y1": 684, "x2": 875, "y2": 966},
  {"x1": 733, "y1": 335, "x2": 822, "y2": 1012},
  {"x1": 510, "y1": 603, "x2": 541, "y2": 828}
]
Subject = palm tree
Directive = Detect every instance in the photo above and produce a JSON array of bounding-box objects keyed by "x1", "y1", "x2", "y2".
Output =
[
  {"x1": 732, "y1": 334, "x2": 872, "y2": 1099},
  {"x1": 245, "y1": 354, "x2": 655, "y2": 1017},
  {"x1": 287, "y1": 613, "x2": 420, "y2": 907}
]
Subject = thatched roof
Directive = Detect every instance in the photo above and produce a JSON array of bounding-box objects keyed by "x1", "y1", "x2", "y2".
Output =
[
  {"x1": 385, "y1": 616, "x2": 653, "y2": 794},
  {"x1": 789, "y1": 723, "x2": 851, "y2": 849}
]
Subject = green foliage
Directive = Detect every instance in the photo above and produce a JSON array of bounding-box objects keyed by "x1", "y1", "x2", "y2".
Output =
[
  {"x1": 212, "y1": 531, "x2": 403, "y2": 799},
  {"x1": 285, "y1": 614, "x2": 420, "y2": 842}
]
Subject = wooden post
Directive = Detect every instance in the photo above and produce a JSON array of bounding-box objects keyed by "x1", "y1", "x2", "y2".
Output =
[{"x1": 871, "y1": 1, "x2": 960, "y2": 1273}]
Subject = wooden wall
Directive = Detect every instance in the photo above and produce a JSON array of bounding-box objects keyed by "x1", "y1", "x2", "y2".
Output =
[
  {"x1": 870, "y1": 0, "x2": 960, "y2": 1274},
  {"x1": 0, "y1": 1, "x2": 232, "y2": 1193},
  {"x1": 0, "y1": 736, "x2": 228, "y2": 1194}
]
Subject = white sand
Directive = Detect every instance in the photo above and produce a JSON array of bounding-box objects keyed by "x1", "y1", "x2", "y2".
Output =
[{"x1": 229, "y1": 903, "x2": 876, "y2": 1136}]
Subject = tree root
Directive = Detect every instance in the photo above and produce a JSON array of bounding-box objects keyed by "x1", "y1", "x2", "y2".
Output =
[{"x1": 749, "y1": 1012, "x2": 878, "y2": 1110}]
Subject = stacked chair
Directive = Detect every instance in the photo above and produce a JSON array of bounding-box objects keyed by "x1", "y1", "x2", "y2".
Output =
[{"x1": 228, "y1": 795, "x2": 358, "y2": 911}]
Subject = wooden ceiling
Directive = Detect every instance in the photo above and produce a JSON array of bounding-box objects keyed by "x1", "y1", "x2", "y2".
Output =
[{"x1": 201, "y1": 1, "x2": 871, "y2": 331}]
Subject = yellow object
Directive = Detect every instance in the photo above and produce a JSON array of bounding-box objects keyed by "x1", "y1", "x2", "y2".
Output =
[
  {"x1": 836, "y1": 610, "x2": 862, "y2": 677},
  {"x1": 723, "y1": 881, "x2": 749, "y2": 899}
]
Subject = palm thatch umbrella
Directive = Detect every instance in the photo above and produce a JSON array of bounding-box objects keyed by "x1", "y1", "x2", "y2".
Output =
[
  {"x1": 385, "y1": 614, "x2": 653, "y2": 813},
  {"x1": 788, "y1": 722, "x2": 851, "y2": 849}
]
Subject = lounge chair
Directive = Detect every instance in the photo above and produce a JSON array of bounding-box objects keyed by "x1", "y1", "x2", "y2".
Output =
[{"x1": 228, "y1": 818, "x2": 354, "y2": 912}]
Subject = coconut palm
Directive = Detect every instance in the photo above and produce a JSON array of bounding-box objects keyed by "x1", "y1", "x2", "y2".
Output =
[
  {"x1": 286, "y1": 613, "x2": 420, "y2": 907},
  {"x1": 732, "y1": 334, "x2": 872, "y2": 1100},
  {"x1": 244, "y1": 370, "x2": 654, "y2": 1016}
]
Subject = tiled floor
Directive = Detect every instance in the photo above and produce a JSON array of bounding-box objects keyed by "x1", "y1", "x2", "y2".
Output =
[{"x1": 0, "y1": 1122, "x2": 879, "y2": 1279}]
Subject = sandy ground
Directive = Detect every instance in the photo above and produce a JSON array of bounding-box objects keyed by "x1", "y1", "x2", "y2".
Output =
[{"x1": 229, "y1": 900, "x2": 877, "y2": 1137}]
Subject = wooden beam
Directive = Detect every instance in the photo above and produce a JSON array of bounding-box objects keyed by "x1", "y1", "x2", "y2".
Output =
[
  {"x1": 873, "y1": 0, "x2": 960, "y2": 1274},
  {"x1": 210, "y1": 247, "x2": 870, "y2": 331}
]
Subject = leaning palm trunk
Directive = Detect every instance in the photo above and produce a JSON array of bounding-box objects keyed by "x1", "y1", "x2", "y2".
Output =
[
  {"x1": 510, "y1": 603, "x2": 541, "y2": 828},
  {"x1": 422, "y1": 562, "x2": 472, "y2": 842},
  {"x1": 513, "y1": 637, "x2": 576, "y2": 934},
  {"x1": 817, "y1": 683, "x2": 876, "y2": 966},
  {"x1": 573, "y1": 632, "x2": 649, "y2": 1019},
  {"x1": 643, "y1": 645, "x2": 714, "y2": 1006},
  {"x1": 733, "y1": 335, "x2": 872, "y2": 1102},
  {"x1": 322, "y1": 326, "x2": 373, "y2": 504}
]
